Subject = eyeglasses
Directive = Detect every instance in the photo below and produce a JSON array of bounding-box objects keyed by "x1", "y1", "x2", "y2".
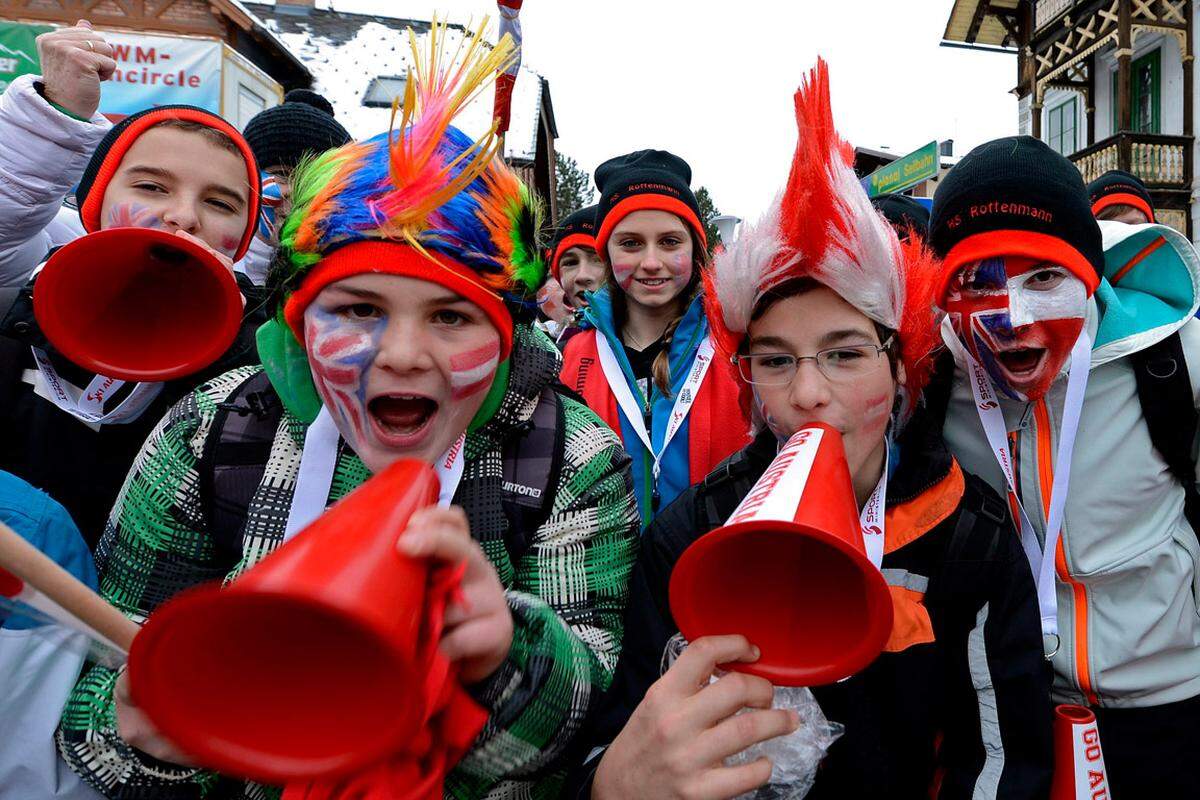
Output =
[{"x1": 732, "y1": 337, "x2": 894, "y2": 386}]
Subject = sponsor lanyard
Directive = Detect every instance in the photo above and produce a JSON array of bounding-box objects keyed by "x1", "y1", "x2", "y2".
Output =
[
  {"x1": 284, "y1": 406, "x2": 466, "y2": 541},
  {"x1": 29, "y1": 346, "x2": 162, "y2": 425},
  {"x1": 962, "y1": 331, "x2": 1091, "y2": 642},
  {"x1": 859, "y1": 443, "x2": 888, "y2": 570},
  {"x1": 595, "y1": 334, "x2": 714, "y2": 482}
]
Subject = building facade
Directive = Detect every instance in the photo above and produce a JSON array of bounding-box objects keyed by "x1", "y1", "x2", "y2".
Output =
[{"x1": 942, "y1": 0, "x2": 1195, "y2": 237}]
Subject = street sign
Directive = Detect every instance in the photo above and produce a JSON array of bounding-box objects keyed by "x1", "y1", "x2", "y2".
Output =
[
  {"x1": 861, "y1": 140, "x2": 939, "y2": 198},
  {"x1": 0, "y1": 22, "x2": 53, "y2": 94}
]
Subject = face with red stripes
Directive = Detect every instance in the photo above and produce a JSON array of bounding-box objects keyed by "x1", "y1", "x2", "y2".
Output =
[
  {"x1": 944, "y1": 255, "x2": 1087, "y2": 401},
  {"x1": 304, "y1": 273, "x2": 501, "y2": 472}
]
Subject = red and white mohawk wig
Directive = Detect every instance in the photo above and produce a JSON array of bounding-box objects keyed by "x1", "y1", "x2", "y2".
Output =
[{"x1": 706, "y1": 58, "x2": 942, "y2": 402}]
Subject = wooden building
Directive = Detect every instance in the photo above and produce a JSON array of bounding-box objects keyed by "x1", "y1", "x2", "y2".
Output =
[{"x1": 942, "y1": 0, "x2": 1195, "y2": 236}]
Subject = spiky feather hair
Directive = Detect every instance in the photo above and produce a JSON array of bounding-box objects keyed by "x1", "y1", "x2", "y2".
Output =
[
  {"x1": 707, "y1": 58, "x2": 942, "y2": 401},
  {"x1": 272, "y1": 18, "x2": 546, "y2": 310}
]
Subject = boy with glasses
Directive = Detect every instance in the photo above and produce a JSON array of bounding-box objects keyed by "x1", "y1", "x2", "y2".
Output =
[{"x1": 571, "y1": 62, "x2": 1051, "y2": 800}]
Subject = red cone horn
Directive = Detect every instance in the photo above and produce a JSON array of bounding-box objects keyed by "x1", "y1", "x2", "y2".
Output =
[
  {"x1": 128, "y1": 459, "x2": 442, "y2": 783},
  {"x1": 1051, "y1": 704, "x2": 1110, "y2": 799},
  {"x1": 33, "y1": 228, "x2": 242, "y2": 382},
  {"x1": 669, "y1": 423, "x2": 894, "y2": 686}
]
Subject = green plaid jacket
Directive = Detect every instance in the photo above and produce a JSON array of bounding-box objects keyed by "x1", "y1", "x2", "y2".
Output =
[{"x1": 58, "y1": 325, "x2": 640, "y2": 799}]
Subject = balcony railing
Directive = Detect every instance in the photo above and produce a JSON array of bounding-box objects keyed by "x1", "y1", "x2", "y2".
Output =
[
  {"x1": 1036, "y1": 0, "x2": 1075, "y2": 31},
  {"x1": 1069, "y1": 132, "x2": 1192, "y2": 188}
]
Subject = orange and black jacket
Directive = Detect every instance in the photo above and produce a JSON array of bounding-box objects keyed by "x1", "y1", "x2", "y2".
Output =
[{"x1": 568, "y1": 408, "x2": 1053, "y2": 799}]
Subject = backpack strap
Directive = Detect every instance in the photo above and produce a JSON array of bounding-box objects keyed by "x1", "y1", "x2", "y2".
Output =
[
  {"x1": 197, "y1": 370, "x2": 283, "y2": 565},
  {"x1": 499, "y1": 386, "x2": 565, "y2": 564},
  {"x1": 1129, "y1": 332, "x2": 1200, "y2": 534}
]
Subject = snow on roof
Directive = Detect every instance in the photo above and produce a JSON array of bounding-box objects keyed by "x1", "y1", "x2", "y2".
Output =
[{"x1": 243, "y1": 3, "x2": 545, "y2": 163}]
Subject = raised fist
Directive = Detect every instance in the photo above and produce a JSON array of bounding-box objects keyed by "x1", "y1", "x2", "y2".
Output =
[{"x1": 36, "y1": 19, "x2": 116, "y2": 120}]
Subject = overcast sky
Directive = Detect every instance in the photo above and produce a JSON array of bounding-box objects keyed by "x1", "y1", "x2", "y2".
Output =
[{"x1": 320, "y1": 0, "x2": 1019, "y2": 220}]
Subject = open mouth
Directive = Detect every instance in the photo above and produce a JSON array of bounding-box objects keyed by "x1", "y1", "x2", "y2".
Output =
[
  {"x1": 367, "y1": 394, "x2": 438, "y2": 447},
  {"x1": 995, "y1": 347, "x2": 1046, "y2": 379},
  {"x1": 637, "y1": 277, "x2": 669, "y2": 288}
]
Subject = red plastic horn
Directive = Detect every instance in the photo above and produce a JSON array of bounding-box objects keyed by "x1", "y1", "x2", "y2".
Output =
[
  {"x1": 669, "y1": 423, "x2": 894, "y2": 686},
  {"x1": 1051, "y1": 704, "x2": 1110, "y2": 799},
  {"x1": 128, "y1": 459, "x2": 441, "y2": 783},
  {"x1": 33, "y1": 227, "x2": 242, "y2": 382}
]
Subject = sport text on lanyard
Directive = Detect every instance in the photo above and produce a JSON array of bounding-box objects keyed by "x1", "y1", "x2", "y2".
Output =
[
  {"x1": 284, "y1": 406, "x2": 466, "y2": 540},
  {"x1": 962, "y1": 331, "x2": 1092, "y2": 654},
  {"x1": 859, "y1": 441, "x2": 888, "y2": 570},
  {"x1": 595, "y1": 335, "x2": 714, "y2": 483},
  {"x1": 30, "y1": 346, "x2": 163, "y2": 425}
]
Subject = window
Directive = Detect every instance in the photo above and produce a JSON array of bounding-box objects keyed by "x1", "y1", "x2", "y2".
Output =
[
  {"x1": 363, "y1": 76, "x2": 407, "y2": 108},
  {"x1": 236, "y1": 85, "x2": 266, "y2": 131},
  {"x1": 1111, "y1": 49, "x2": 1161, "y2": 133},
  {"x1": 1046, "y1": 97, "x2": 1078, "y2": 156}
]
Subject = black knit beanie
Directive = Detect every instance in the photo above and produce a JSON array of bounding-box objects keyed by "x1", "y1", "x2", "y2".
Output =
[
  {"x1": 1087, "y1": 169, "x2": 1155, "y2": 222},
  {"x1": 929, "y1": 135, "x2": 1103, "y2": 302},
  {"x1": 243, "y1": 89, "x2": 352, "y2": 173},
  {"x1": 593, "y1": 150, "x2": 705, "y2": 258},
  {"x1": 550, "y1": 204, "x2": 598, "y2": 281},
  {"x1": 870, "y1": 193, "x2": 930, "y2": 240}
]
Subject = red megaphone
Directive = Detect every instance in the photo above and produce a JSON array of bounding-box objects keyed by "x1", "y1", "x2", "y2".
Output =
[
  {"x1": 33, "y1": 227, "x2": 243, "y2": 382},
  {"x1": 1051, "y1": 704, "x2": 1111, "y2": 799},
  {"x1": 128, "y1": 459, "x2": 444, "y2": 783},
  {"x1": 669, "y1": 423, "x2": 894, "y2": 686}
]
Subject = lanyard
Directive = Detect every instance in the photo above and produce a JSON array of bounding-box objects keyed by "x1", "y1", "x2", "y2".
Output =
[
  {"x1": 29, "y1": 346, "x2": 163, "y2": 425},
  {"x1": 961, "y1": 331, "x2": 1092, "y2": 642},
  {"x1": 859, "y1": 442, "x2": 888, "y2": 570},
  {"x1": 284, "y1": 406, "x2": 467, "y2": 541},
  {"x1": 595, "y1": 334, "x2": 714, "y2": 481}
]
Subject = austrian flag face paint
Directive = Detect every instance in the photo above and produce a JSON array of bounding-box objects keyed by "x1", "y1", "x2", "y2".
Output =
[
  {"x1": 944, "y1": 255, "x2": 1087, "y2": 401},
  {"x1": 450, "y1": 340, "x2": 500, "y2": 399}
]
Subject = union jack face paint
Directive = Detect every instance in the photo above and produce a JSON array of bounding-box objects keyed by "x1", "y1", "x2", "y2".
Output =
[
  {"x1": 256, "y1": 174, "x2": 285, "y2": 245},
  {"x1": 304, "y1": 305, "x2": 383, "y2": 450},
  {"x1": 944, "y1": 255, "x2": 1086, "y2": 401},
  {"x1": 106, "y1": 202, "x2": 163, "y2": 230}
]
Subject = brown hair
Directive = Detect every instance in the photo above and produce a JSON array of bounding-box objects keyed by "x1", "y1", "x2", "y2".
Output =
[
  {"x1": 149, "y1": 119, "x2": 242, "y2": 156},
  {"x1": 1095, "y1": 203, "x2": 1147, "y2": 222},
  {"x1": 609, "y1": 228, "x2": 707, "y2": 397},
  {"x1": 749, "y1": 277, "x2": 900, "y2": 378}
]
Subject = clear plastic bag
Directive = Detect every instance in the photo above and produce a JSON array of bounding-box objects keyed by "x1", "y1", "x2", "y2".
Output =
[{"x1": 663, "y1": 635, "x2": 843, "y2": 800}]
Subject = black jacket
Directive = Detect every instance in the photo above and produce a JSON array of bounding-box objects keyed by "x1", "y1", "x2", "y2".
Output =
[
  {"x1": 569, "y1": 409, "x2": 1053, "y2": 799},
  {"x1": 0, "y1": 273, "x2": 269, "y2": 546}
]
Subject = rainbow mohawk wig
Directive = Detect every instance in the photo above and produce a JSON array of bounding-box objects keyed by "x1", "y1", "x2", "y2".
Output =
[
  {"x1": 707, "y1": 58, "x2": 942, "y2": 400},
  {"x1": 274, "y1": 18, "x2": 546, "y2": 312}
]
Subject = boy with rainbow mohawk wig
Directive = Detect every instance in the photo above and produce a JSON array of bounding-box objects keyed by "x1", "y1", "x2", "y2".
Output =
[{"x1": 58, "y1": 20, "x2": 640, "y2": 800}]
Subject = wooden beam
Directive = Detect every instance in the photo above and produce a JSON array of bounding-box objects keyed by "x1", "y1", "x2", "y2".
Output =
[
  {"x1": 1087, "y1": 51, "x2": 1097, "y2": 145},
  {"x1": 1117, "y1": 0, "x2": 1132, "y2": 131},
  {"x1": 1185, "y1": 0, "x2": 1194, "y2": 137},
  {"x1": 965, "y1": 0, "x2": 991, "y2": 45}
]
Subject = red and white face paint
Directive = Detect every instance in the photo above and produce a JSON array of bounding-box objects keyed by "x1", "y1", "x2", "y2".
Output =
[
  {"x1": 944, "y1": 255, "x2": 1087, "y2": 401},
  {"x1": 607, "y1": 209, "x2": 694, "y2": 311},
  {"x1": 449, "y1": 341, "x2": 500, "y2": 400}
]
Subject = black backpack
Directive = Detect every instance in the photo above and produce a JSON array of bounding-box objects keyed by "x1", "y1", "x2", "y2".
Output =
[{"x1": 196, "y1": 370, "x2": 567, "y2": 569}]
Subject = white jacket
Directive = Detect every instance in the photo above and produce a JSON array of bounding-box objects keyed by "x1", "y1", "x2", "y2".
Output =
[
  {"x1": 0, "y1": 74, "x2": 110, "y2": 288},
  {"x1": 943, "y1": 221, "x2": 1200, "y2": 708}
]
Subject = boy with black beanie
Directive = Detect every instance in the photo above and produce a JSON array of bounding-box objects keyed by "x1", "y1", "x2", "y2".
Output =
[
  {"x1": 241, "y1": 89, "x2": 353, "y2": 285},
  {"x1": 1087, "y1": 169, "x2": 1155, "y2": 224},
  {"x1": 0, "y1": 20, "x2": 269, "y2": 546},
  {"x1": 928, "y1": 134, "x2": 1200, "y2": 797}
]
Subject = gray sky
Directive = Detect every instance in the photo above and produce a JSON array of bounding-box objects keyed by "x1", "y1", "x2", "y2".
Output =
[{"x1": 324, "y1": 0, "x2": 1019, "y2": 220}]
